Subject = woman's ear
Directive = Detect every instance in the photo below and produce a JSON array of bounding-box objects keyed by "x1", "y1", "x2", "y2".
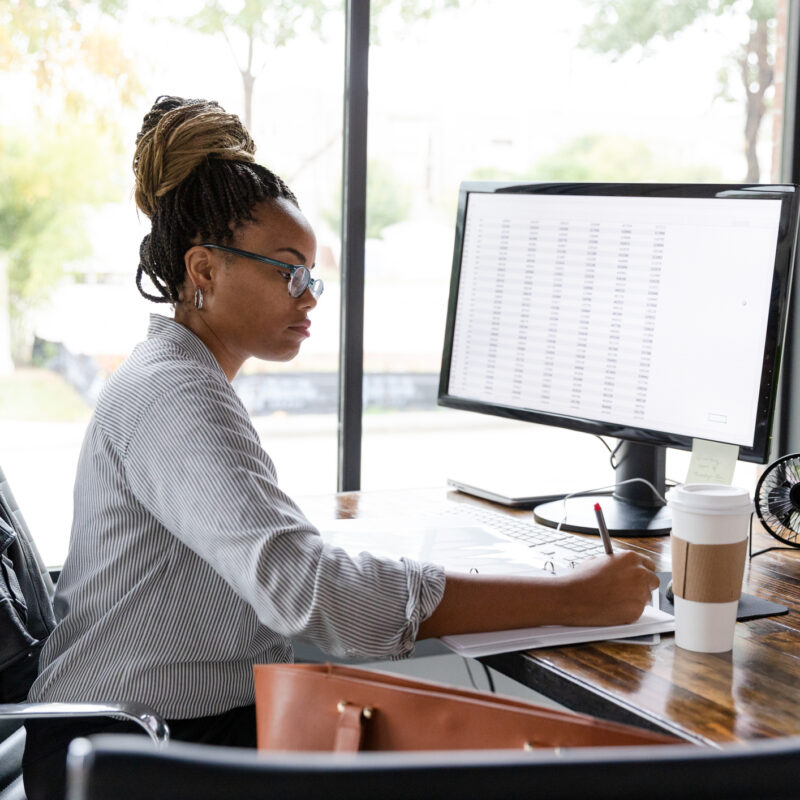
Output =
[{"x1": 184, "y1": 245, "x2": 215, "y2": 291}]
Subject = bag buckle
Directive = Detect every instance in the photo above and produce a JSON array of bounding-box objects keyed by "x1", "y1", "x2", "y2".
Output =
[{"x1": 334, "y1": 701, "x2": 373, "y2": 752}]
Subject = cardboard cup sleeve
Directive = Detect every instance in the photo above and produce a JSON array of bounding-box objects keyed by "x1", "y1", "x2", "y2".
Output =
[{"x1": 671, "y1": 537, "x2": 747, "y2": 603}]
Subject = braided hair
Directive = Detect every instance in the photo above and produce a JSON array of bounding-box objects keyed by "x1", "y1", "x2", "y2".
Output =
[{"x1": 132, "y1": 95, "x2": 298, "y2": 304}]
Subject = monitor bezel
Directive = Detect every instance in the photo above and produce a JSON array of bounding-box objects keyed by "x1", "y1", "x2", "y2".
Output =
[{"x1": 437, "y1": 181, "x2": 800, "y2": 464}]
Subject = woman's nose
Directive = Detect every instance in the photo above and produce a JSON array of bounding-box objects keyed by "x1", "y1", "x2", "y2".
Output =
[{"x1": 299, "y1": 287, "x2": 318, "y2": 309}]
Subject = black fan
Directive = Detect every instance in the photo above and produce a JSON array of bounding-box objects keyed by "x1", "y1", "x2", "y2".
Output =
[{"x1": 754, "y1": 453, "x2": 800, "y2": 551}]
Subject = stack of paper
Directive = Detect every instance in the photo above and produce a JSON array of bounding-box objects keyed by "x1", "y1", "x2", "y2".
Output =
[
  {"x1": 440, "y1": 606, "x2": 675, "y2": 658},
  {"x1": 315, "y1": 515, "x2": 675, "y2": 658},
  {"x1": 316, "y1": 516, "x2": 553, "y2": 577}
]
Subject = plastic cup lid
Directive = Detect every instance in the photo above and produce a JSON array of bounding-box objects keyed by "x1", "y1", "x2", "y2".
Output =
[{"x1": 666, "y1": 483, "x2": 753, "y2": 515}]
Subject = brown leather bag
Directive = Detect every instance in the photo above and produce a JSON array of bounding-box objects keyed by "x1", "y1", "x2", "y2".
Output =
[{"x1": 253, "y1": 662, "x2": 679, "y2": 752}]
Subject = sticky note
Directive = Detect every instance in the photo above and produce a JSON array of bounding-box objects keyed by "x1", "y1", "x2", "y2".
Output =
[{"x1": 685, "y1": 438, "x2": 739, "y2": 485}]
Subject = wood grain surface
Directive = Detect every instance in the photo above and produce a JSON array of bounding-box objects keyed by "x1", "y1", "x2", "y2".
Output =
[{"x1": 297, "y1": 487, "x2": 800, "y2": 746}]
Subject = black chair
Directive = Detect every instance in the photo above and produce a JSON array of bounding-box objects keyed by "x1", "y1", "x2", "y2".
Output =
[
  {"x1": 66, "y1": 733, "x2": 800, "y2": 800},
  {"x1": 0, "y1": 467, "x2": 168, "y2": 800}
]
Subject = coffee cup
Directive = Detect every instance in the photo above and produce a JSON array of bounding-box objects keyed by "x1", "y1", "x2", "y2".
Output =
[{"x1": 666, "y1": 483, "x2": 752, "y2": 653}]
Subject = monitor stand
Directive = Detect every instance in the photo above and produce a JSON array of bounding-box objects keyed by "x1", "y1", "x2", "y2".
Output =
[{"x1": 533, "y1": 441, "x2": 672, "y2": 537}]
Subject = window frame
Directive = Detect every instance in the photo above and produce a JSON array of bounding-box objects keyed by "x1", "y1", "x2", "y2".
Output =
[{"x1": 338, "y1": 1, "x2": 800, "y2": 488}]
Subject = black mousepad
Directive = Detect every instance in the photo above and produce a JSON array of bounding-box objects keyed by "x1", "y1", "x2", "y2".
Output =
[{"x1": 657, "y1": 572, "x2": 788, "y2": 621}]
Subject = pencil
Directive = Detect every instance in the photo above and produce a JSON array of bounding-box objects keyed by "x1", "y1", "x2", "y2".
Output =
[{"x1": 593, "y1": 502, "x2": 614, "y2": 555}]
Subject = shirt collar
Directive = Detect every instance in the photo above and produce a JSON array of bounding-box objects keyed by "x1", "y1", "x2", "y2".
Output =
[{"x1": 146, "y1": 314, "x2": 226, "y2": 377}]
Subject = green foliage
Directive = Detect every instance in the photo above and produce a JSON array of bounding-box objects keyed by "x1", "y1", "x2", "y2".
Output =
[
  {"x1": 178, "y1": 0, "x2": 336, "y2": 128},
  {"x1": 579, "y1": 0, "x2": 738, "y2": 57},
  {"x1": 0, "y1": 0, "x2": 137, "y2": 106},
  {"x1": 181, "y1": 0, "x2": 465, "y2": 49},
  {"x1": 0, "y1": 0, "x2": 122, "y2": 66},
  {"x1": 0, "y1": 122, "x2": 125, "y2": 316},
  {"x1": 579, "y1": 0, "x2": 778, "y2": 182},
  {"x1": 364, "y1": 161, "x2": 413, "y2": 239},
  {"x1": 370, "y1": 0, "x2": 463, "y2": 42},
  {"x1": 0, "y1": 0, "x2": 141, "y2": 361},
  {"x1": 179, "y1": 1, "x2": 463, "y2": 129},
  {"x1": 182, "y1": 0, "x2": 333, "y2": 48},
  {"x1": 325, "y1": 159, "x2": 413, "y2": 240},
  {"x1": 0, "y1": 367, "x2": 90, "y2": 421},
  {"x1": 751, "y1": 0, "x2": 779, "y2": 21},
  {"x1": 371, "y1": 0, "x2": 461, "y2": 22},
  {"x1": 469, "y1": 134, "x2": 722, "y2": 184},
  {"x1": 579, "y1": 0, "x2": 777, "y2": 64},
  {"x1": 467, "y1": 166, "x2": 525, "y2": 181},
  {"x1": 531, "y1": 135, "x2": 722, "y2": 183}
]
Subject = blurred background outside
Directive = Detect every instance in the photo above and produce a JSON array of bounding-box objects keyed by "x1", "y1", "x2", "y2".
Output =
[{"x1": 0, "y1": 0, "x2": 788, "y2": 564}]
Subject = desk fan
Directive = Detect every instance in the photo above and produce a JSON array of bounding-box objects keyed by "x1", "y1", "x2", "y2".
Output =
[{"x1": 753, "y1": 453, "x2": 800, "y2": 553}]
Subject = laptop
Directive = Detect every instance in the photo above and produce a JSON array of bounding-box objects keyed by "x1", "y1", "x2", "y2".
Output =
[
  {"x1": 447, "y1": 460, "x2": 614, "y2": 510},
  {"x1": 447, "y1": 477, "x2": 565, "y2": 509}
]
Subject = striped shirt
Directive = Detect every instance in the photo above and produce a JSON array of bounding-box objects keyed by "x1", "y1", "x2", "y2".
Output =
[{"x1": 29, "y1": 314, "x2": 446, "y2": 719}]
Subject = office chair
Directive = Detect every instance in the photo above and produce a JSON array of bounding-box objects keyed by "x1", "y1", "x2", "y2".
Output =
[
  {"x1": 0, "y1": 466, "x2": 169, "y2": 800},
  {"x1": 66, "y1": 733, "x2": 800, "y2": 800}
]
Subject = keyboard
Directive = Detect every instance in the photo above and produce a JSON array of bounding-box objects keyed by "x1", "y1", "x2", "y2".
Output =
[{"x1": 438, "y1": 504, "x2": 605, "y2": 571}]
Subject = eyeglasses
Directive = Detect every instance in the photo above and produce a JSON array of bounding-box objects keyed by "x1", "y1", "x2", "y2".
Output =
[{"x1": 200, "y1": 243, "x2": 324, "y2": 299}]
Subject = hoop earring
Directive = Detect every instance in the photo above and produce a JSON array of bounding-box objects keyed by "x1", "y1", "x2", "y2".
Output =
[{"x1": 193, "y1": 287, "x2": 204, "y2": 310}]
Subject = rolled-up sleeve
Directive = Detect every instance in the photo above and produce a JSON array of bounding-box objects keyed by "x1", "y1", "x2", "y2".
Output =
[
  {"x1": 399, "y1": 557, "x2": 447, "y2": 656},
  {"x1": 123, "y1": 379, "x2": 446, "y2": 659}
]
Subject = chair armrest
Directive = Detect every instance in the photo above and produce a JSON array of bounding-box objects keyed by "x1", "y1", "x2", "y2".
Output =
[{"x1": 0, "y1": 702, "x2": 169, "y2": 745}]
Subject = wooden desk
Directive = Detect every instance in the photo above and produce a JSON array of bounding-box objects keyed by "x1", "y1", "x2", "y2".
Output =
[{"x1": 298, "y1": 486, "x2": 800, "y2": 747}]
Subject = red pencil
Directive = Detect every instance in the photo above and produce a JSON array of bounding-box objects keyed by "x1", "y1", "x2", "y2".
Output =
[{"x1": 593, "y1": 502, "x2": 614, "y2": 555}]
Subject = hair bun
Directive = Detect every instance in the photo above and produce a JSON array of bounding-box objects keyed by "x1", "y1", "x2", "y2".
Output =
[{"x1": 133, "y1": 95, "x2": 256, "y2": 218}]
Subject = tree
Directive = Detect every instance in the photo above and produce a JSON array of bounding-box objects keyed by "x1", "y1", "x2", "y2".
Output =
[
  {"x1": 180, "y1": 1, "x2": 335, "y2": 131},
  {"x1": 0, "y1": 126, "x2": 125, "y2": 362},
  {"x1": 579, "y1": 0, "x2": 778, "y2": 182},
  {"x1": 527, "y1": 134, "x2": 722, "y2": 183},
  {"x1": 466, "y1": 135, "x2": 721, "y2": 188},
  {"x1": 324, "y1": 158, "x2": 413, "y2": 240},
  {"x1": 0, "y1": 0, "x2": 142, "y2": 365},
  {"x1": 178, "y1": 0, "x2": 462, "y2": 139},
  {"x1": 0, "y1": 0, "x2": 137, "y2": 107}
]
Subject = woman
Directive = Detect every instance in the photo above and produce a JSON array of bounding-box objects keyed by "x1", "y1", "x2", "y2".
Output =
[{"x1": 23, "y1": 96, "x2": 658, "y2": 800}]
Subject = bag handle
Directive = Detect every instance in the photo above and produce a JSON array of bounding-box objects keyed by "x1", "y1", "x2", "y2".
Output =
[{"x1": 334, "y1": 701, "x2": 373, "y2": 752}]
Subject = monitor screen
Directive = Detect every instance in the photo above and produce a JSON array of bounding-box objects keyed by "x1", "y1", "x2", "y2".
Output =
[{"x1": 438, "y1": 182, "x2": 799, "y2": 534}]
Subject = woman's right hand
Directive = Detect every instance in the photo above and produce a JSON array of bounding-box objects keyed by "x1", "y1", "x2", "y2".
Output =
[
  {"x1": 418, "y1": 548, "x2": 661, "y2": 640},
  {"x1": 553, "y1": 550, "x2": 660, "y2": 627}
]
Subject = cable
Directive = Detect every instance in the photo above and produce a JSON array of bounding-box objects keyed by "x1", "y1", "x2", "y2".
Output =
[
  {"x1": 592, "y1": 435, "x2": 624, "y2": 470},
  {"x1": 462, "y1": 658, "x2": 497, "y2": 693},
  {"x1": 594, "y1": 435, "x2": 614, "y2": 455},
  {"x1": 462, "y1": 657, "x2": 480, "y2": 690},
  {"x1": 594, "y1": 436, "x2": 683, "y2": 486},
  {"x1": 610, "y1": 441, "x2": 623, "y2": 470},
  {"x1": 554, "y1": 477, "x2": 668, "y2": 533},
  {"x1": 560, "y1": 438, "x2": 677, "y2": 532},
  {"x1": 481, "y1": 663, "x2": 496, "y2": 693}
]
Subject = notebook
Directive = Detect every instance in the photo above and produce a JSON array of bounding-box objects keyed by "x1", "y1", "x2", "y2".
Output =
[
  {"x1": 315, "y1": 506, "x2": 610, "y2": 576},
  {"x1": 439, "y1": 605, "x2": 672, "y2": 658},
  {"x1": 315, "y1": 510, "x2": 674, "y2": 657}
]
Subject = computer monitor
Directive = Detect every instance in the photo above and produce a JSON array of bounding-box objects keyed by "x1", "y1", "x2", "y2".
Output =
[{"x1": 438, "y1": 182, "x2": 799, "y2": 536}]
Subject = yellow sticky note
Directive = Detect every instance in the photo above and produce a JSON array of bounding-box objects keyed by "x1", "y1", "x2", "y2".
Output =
[{"x1": 685, "y1": 438, "x2": 739, "y2": 485}]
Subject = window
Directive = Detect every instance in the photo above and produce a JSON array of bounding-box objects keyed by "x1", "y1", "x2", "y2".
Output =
[
  {"x1": 0, "y1": 0, "x2": 794, "y2": 565},
  {"x1": 361, "y1": 0, "x2": 792, "y2": 497},
  {"x1": 0, "y1": 1, "x2": 344, "y2": 564}
]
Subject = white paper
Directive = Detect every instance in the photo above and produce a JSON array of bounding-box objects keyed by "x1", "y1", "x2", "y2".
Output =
[
  {"x1": 440, "y1": 606, "x2": 675, "y2": 658},
  {"x1": 686, "y1": 438, "x2": 739, "y2": 485},
  {"x1": 315, "y1": 515, "x2": 674, "y2": 657},
  {"x1": 316, "y1": 516, "x2": 558, "y2": 577},
  {"x1": 617, "y1": 587, "x2": 662, "y2": 646}
]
